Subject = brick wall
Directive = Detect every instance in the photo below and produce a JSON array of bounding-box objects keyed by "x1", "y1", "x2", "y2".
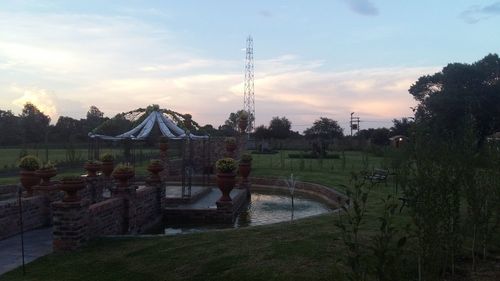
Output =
[
  {"x1": 88, "y1": 197, "x2": 125, "y2": 237},
  {"x1": 0, "y1": 195, "x2": 49, "y2": 240},
  {"x1": 134, "y1": 186, "x2": 163, "y2": 233}
]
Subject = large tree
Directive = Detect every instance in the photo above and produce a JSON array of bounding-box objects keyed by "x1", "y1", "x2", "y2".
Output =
[
  {"x1": 304, "y1": 117, "x2": 343, "y2": 155},
  {"x1": 86, "y1": 105, "x2": 105, "y2": 131},
  {"x1": 19, "y1": 103, "x2": 51, "y2": 143},
  {"x1": 268, "y1": 116, "x2": 292, "y2": 139},
  {"x1": 51, "y1": 116, "x2": 85, "y2": 143},
  {"x1": 0, "y1": 109, "x2": 22, "y2": 145},
  {"x1": 390, "y1": 117, "x2": 414, "y2": 137},
  {"x1": 409, "y1": 53, "x2": 500, "y2": 143},
  {"x1": 224, "y1": 110, "x2": 255, "y2": 132}
]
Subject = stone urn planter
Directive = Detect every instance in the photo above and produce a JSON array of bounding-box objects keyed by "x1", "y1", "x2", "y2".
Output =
[
  {"x1": 18, "y1": 155, "x2": 41, "y2": 196},
  {"x1": 147, "y1": 159, "x2": 164, "y2": 183},
  {"x1": 101, "y1": 161, "x2": 114, "y2": 177},
  {"x1": 215, "y1": 158, "x2": 237, "y2": 202},
  {"x1": 35, "y1": 167, "x2": 57, "y2": 186},
  {"x1": 239, "y1": 163, "x2": 251, "y2": 183},
  {"x1": 112, "y1": 164, "x2": 135, "y2": 188},
  {"x1": 225, "y1": 137, "x2": 237, "y2": 155},
  {"x1": 84, "y1": 160, "x2": 102, "y2": 177},
  {"x1": 238, "y1": 111, "x2": 249, "y2": 133},
  {"x1": 59, "y1": 176, "x2": 85, "y2": 202},
  {"x1": 100, "y1": 153, "x2": 114, "y2": 178}
]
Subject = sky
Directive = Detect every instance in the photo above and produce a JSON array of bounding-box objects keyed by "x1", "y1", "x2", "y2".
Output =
[{"x1": 1, "y1": 0, "x2": 500, "y2": 132}]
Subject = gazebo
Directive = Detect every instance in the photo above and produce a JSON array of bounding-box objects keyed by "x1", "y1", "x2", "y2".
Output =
[{"x1": 88, "y1": 109, "x2": 209, "y2": 198}]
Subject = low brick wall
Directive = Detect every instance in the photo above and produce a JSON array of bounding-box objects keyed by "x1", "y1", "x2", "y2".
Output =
[
  {"x1": 88, "y1": 198, "x2": 125, "y2": 238},
  {"x1": 0, "y1": 195, "x2": 49, "y2": 240},
  {"x1": 0, "y1": 184, "x2": 18, "y2": 201},
  {"x1": 249, "y1": 177, "x2": 347, "y2": 208},
  {"x1": 52, "y1": 183, "x2": 166, "y2": 251},
  {"x1": 134, "y1": 186, "x2": 163, "y2": 233}
]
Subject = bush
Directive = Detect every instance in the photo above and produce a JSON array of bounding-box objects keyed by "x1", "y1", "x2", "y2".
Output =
[
  {"x1": 240, "y1": 153, "x2": 252, "y2": 163},
  {"x1": 18, "y1": 155, "x2": 41, "y2": 171},
  {"x1": 215, "y1": 158, "x2": 237, "y2": 173},
  {"x1": 100, "y1": 153, "x2": 114, "y2": 162}
]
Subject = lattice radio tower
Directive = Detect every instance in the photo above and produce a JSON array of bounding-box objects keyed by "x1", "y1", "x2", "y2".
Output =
[{"x1": 243, "y1": 35, "x2": 255, "y2": 133}]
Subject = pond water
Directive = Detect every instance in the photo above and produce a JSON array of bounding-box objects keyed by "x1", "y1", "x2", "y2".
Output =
[{"x1": 163, "y1": 190, "x2": 333, "y2": 235}]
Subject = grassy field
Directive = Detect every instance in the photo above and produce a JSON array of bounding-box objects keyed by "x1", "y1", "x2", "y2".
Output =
[{"x1": 0, "y1": 150, "x2": 498, "y2": 280}]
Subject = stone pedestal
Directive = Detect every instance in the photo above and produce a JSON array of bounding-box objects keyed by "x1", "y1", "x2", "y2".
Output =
[
  {"x1": 52, "y1": 199, "x2": 90, "y2": 252},
  {"x1": 216, "y1": 200, "x2": 234, "y2": 223}
]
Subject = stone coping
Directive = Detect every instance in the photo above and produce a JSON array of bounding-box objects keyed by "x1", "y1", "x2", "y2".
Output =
[{"x1": 248, "y1": 177, "x2": 347, "y2": 209}]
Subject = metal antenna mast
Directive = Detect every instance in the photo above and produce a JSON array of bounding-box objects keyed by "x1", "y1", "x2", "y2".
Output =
[{"x1": 243, "y1": 35, "x2": 255, "y2": 134}]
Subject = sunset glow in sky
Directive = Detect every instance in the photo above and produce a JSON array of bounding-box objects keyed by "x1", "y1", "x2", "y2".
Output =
[{"x1": 1, "y1": 0, "x2": 500, "y2": 131}]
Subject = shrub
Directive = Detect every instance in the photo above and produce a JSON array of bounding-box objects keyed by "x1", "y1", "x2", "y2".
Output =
[
  {"x1": 150, "y1": 159, "x2": 163, "y2": 166},
  {"x1": 113, "y1": 163, "x2": 134, "y2": 173},
  {"x1": 240, "y1": 153, "x2": 252, "y2": 163},
  {"x1": 100, "y1": 153, "x2": 114, "y2": 162},
  {"x1": 216, "y1": 158, "x2": 237, "y2": 173},
  {"x1": 18, "y1": 155, "x2": 40, "y2": 171}
]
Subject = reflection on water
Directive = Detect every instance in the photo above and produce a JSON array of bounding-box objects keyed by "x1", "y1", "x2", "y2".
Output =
[{"x1": 163, "y1": 191, "x2": 332, "y2": 235}]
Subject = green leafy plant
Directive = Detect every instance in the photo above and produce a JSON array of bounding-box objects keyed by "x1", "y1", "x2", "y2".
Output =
[
  {"x1": 240, "y1": 153, "x2": 252, "y2": 163},
  {"x1": 335, "y1": 172, "x2": 373, "y2": 281},
  {"x1": 100, "y1": 153, "x2": 114, "y2": 162},
  {"x1": 18, "y1": 155, "x2": 41, "y2": 171},
  {"x1": 150, "y1": 159, "x2": 163, "y2": 166},
  {"x1": 86, "y1": 159, "x2": 102, "y2": 165},
  {"x1": 113, "y1": 163, "x2": 134, "y2": 173},
  {"x1": 216, "y1": 158, "x2": 237, "y2": 173}
]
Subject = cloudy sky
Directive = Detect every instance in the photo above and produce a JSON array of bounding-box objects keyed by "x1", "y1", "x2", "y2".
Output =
[{"x1": 1, "y1": 0, "x2": 499, "y2": 132}]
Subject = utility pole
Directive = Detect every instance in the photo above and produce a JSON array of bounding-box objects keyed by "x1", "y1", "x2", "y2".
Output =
[{"x1": 350, "y1": 112, "x2": 360, "y2": 136}]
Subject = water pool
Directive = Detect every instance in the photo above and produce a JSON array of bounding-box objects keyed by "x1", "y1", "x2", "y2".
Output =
[{"x1": 163, "y1": 190, "x2": 333, "y2": 235}]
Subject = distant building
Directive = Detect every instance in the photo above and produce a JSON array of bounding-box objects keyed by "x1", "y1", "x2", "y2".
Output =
[{"x1": 389, "y1": 135, "x2": 408, "y2": 148}]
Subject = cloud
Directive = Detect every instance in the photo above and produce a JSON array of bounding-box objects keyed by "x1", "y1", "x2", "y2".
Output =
[
  {"x1": 344, "y1": 0, "x2": 379, "y2": 16},
  {"x1": 11, "y1": 86, "x2": 58, "y2": 120},
  {"x1": 258, "y1": 10, "x2": 273, "y2": 18},
  {"x1": 0, "y1": 10, "x2": 437, "y2": 132},
  {"x1": 460, "y1": 2, "x2": 500, "y2": 23}
]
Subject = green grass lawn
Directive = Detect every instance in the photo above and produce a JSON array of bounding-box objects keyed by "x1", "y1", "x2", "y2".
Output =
[{"x1": 0, "y1": 150, "x2": 498, "y2": 280}]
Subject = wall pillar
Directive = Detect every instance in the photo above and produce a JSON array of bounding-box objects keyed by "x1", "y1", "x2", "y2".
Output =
[
  {"x1": 111, "y1": 186, "x2": 138, "y2": 234},
  {"x1": 52, "y1": 199, "x2": 90, "y2": 252},
  {"x1": 85, "y1": 176, "x2": 104, "y2": 203}
]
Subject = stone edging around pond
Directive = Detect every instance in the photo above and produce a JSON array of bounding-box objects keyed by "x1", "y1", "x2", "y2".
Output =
[{"x1": 248, "y1": 177, "x2": 348, "y2": 209}]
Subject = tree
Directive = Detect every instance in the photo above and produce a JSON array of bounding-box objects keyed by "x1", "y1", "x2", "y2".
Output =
[
  {"x1": 86, "y1": 105, "x2": 105, "y2": 131},
  {"x1": 390, "y1": 118, "x2": 413, "y2": 137},
  {"x1": 52, "y1": 116, "x2": 85, "y2": 143},
  {"x1": 253, "y1": 125, "x2": 270, "y2": 141},
  {"x1": 224, "y1": 110, "x2": 255, "y2": 131},
  {"x1": 304, "y1": 117, "x2": 343, "y2": 155},
  {"x1": 0, "y1": 109, "x2": 22, "y2": 145},
  {"x1": 268, "y1": 116, "x2": 292, "y2": 139},
  {"x1": 409, "y1": 53, "x2": 500, "y2": 144},
  {"x1": 19, "y1": 103, "x2": 51, "y2": 143}
]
